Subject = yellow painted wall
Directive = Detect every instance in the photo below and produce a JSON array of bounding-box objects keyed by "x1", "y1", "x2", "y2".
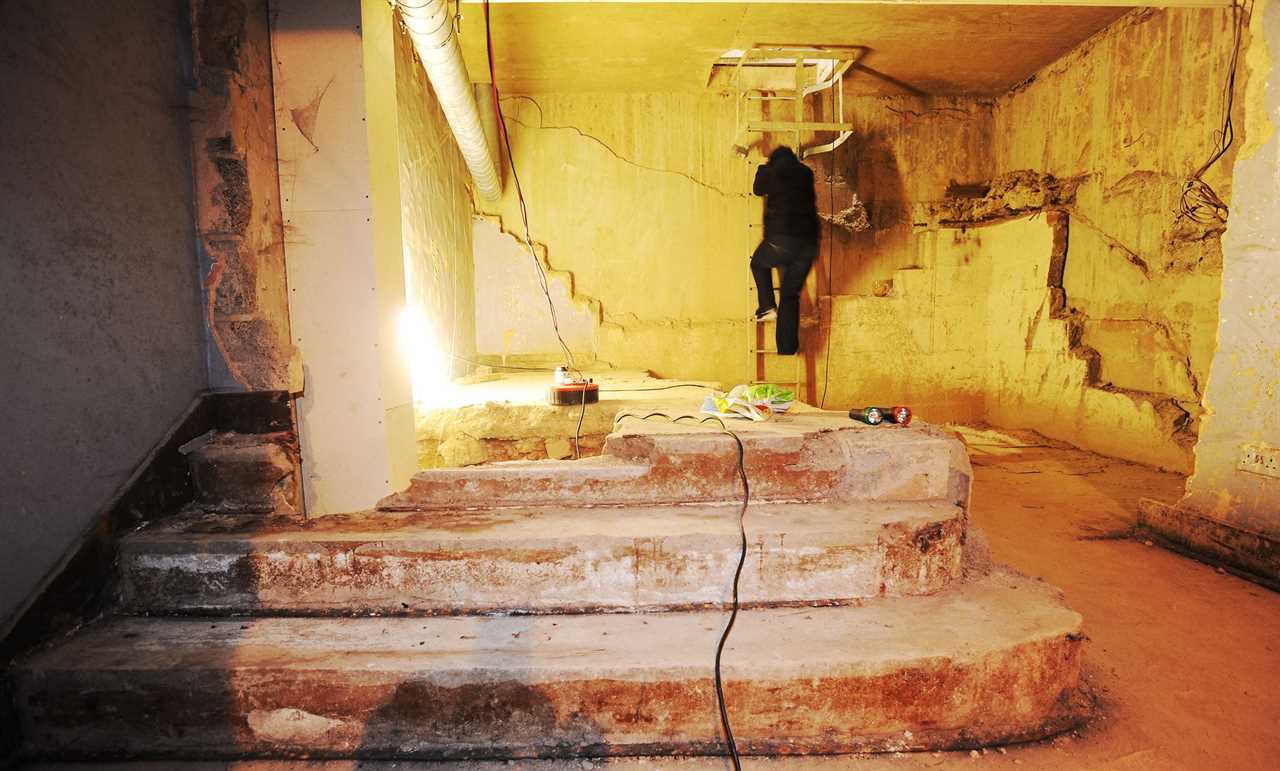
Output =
[
  {"x1": 818, "y1": 228, "x2": 994, "y2": 422},
  {"x1": 479, "y1": 92, "x2": 755, "y2": 383},
  {"x1": 820, "y1": 97, "x2": 993, "y2": 298},
  {"x1": 471, "y1": 9, "x2": 1244, "y2": 472},
  {"x1": 476, "y1": 91, "x2": 992, "y2": 388},
  {"x1": 472, "y1": 217, "x2": 597, "y2": 358}
]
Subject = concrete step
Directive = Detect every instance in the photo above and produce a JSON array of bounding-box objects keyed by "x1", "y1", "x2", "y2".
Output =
[
  {"x1": 180, "y1": 431, "x2": 302, "y2": 518},
  {"x1": 118, "y1": 501, "x2": 966, "y2": 615},
  {"x1": 13, "y1": 571, "x2": 1084, "y2": 760},
  {"x1": 379, "y1": 412, "x2": 971, "y2": 512}
]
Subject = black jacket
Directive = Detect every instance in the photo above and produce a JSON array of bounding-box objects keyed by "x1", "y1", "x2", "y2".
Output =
[{"x1": 753, "y1": 148, "x2": 819, "y2": 243}]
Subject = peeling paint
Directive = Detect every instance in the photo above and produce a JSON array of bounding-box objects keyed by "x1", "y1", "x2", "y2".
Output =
[
  {"x1": 289, "y1": 76, "x2": 332, "y2": 152},
  {"x1": 191, "y1": 0, "x2": 301, "y2": 392}
]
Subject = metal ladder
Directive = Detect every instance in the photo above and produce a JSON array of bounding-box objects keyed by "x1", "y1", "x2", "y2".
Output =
[
  {"x1": 734, "y1": 44, "x2": 862, "y2": 404},
  {"x1": 743, "y1": 155, "x2": 809, "y2": 404},
  {"x1": 749, "y1": 276, "x2": 807, "y2": 399},
  {"x1": 729, "y1": 44, "x2": 866, "y2": 160}
]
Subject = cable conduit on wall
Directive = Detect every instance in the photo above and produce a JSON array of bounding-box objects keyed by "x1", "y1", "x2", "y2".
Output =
[{"x1": 397, "y1": 0, "x2": 501, "y2": 200}]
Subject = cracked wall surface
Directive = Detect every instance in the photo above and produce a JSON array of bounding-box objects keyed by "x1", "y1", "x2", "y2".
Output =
[
  {"x1": 470, "y1": 10, "x2": 1238, "y2": 473},
  {"x1": 985, "y1": 7, "x2": 1242, "y2": 469},
  {"x1": 476, "y1": 92, "x2": 756, "y2": 382},
  {"x1": 472, "y1": 217, "x2": 597, "y2": 358},
  {"x1": 475, "y1": 91, "x2": 992, "y2": 385}
]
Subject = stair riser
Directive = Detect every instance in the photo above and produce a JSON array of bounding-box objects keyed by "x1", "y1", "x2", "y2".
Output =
[
  {"x1": 15, "y1": 637, "x2": 1081, "y2": 759},
  {"x1": 119, "y1": 518, "x2": 964, "y2": 615},
  {"x1": 380, "y1": 427, "x2": 969, "y2": 512}
]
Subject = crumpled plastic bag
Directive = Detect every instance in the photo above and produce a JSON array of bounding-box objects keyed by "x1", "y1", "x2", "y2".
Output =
[{"x1": 701, "y1": 384, "x2": 796, "y2": 421}]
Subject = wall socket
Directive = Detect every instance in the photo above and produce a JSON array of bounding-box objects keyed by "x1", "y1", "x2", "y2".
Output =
[{"x1": 1238, "y1": 442, "x2": 1280, "y2": 479}]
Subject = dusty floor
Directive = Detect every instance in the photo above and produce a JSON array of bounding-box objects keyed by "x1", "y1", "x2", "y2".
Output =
[{"x1": 22, "y1": 428, "x2": 1280, "y2": 770}]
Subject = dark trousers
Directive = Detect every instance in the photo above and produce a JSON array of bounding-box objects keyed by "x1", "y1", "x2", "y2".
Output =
[{"x1": 751, "y1": 237, "x2": 816, "y2": 356}]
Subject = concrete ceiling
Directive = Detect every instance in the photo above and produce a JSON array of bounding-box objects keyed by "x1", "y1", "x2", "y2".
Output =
[{"x1": 458, "y1": 2, "x2": 1132, "y2": 95}]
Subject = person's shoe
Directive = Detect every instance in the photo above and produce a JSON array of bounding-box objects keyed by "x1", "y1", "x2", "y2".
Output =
[{"x1": 753, "y1": 307, "x2": 778, "y2": 322}]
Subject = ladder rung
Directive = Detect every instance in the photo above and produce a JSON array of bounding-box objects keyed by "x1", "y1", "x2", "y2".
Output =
[
  {"x1": 751, "y1": 349, "x2": 781, "y2": 354},
  {"x1": 750, "y1": 379, "x2": 799, "y2": 385}
]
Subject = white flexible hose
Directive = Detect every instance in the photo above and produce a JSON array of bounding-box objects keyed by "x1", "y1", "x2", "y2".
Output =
[{"x1": 397, "y1": 0, "x2": 502, "y2": 200}]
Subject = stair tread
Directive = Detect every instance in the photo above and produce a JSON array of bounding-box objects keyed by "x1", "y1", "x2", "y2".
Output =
[
  {"x1": 126, "y1": 500, "x2": 962, "y2": 546},
  {"x1": 379, "y1": 411, "x2": 968, "y2": 511},
  {"x1": 14, "y1": 572, "x2": 1083, "y2": 758},
  {"x1": 22, "y1": 571, "x2": 1075, "y2": 677},
  {"x1": 118, "y1": 501, "x2": 966, "y2": 613}
]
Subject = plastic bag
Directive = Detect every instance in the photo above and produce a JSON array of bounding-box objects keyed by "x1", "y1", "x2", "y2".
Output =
[{"x1": 701, "y1": 384, "x2": 795, "y2": 421}]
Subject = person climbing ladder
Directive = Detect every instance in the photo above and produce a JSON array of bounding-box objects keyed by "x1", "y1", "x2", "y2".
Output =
[{"x1": 750, "y1": 146, "x2": 819, "y2": 355}]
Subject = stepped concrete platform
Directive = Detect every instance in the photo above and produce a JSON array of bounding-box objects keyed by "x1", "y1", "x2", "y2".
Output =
[
  {"x1": 14, "y1": 571, "x2": 1083, "y2": 760},
  {"x1": 381, "y1": 412, "x2": 972, "y2": 511},
  {"x1": 118, "y1": 500, "x2": 966, "y2": 615}
]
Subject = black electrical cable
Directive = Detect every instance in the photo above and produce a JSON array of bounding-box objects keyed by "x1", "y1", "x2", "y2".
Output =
[
  {"x1": 610, "y1": 411, "x2": 749, "y2": 771},
  {"x1": 484, "y1": 0, "x2": 590, "y2": 456},
  {"x1": 820, "y1": 151, "x2": 835, "y2": 408},
  {"x1": 1179, "y1": 0, "x2": 1251, "y2": 224},
  {"x1": 482, "y1": 0, "x2": 576, "y2": 370},
  {"x1": 574, "y1": 387, "x2": 587, "y2": 459},
  {"x1": 599, "y1": 384, "x2": 715, "y2": 393}
]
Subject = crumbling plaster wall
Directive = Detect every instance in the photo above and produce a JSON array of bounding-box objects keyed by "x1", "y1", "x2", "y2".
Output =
[
  {"x1": 984, "y1": 7, "x2": 1242, "y2": 470},
  {"x1": 805, "y1": 95, "x2": 994, "y2": 297},
  {"x1": 1182, "y1": 0, "x2": 1280, "y2": 539},
  {"x1": 393, "y1": 21, "x2": 478, "y2": 386},
  {"x1": 804, "y1": 93, "x2": 995, "y2": 415},
  {"x1": 191, "y1": 0, "x2": 301, "y2": 392},
  {"x1": 817, "y1": 210, "x2": 1187, "y2": 474},
  {"x1": 0, "y1": 0, "x2": 207, "y2": 629}
]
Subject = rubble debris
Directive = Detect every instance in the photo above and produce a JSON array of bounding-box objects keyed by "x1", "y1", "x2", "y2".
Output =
[
  {"x1": 821, "y1": 192, "x2": 872, "y2": 233},
  {"x1": 916, "y1": 170, "x2": 1084, "y2": 228}
]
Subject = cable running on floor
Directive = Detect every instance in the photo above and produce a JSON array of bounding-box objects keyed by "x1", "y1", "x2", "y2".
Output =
[{"x1": 611, "y1": 410, "x2": 749, "y2": 771}]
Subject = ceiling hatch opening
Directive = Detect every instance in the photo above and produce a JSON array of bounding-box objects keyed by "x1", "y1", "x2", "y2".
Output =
[{"x1": 715, "y1": 45, "x2": 867, "y2": 159}]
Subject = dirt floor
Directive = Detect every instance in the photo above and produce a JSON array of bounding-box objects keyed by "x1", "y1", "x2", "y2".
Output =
[{"x1": 21, "y1": 428, "x2": 1280, "y2": 770}]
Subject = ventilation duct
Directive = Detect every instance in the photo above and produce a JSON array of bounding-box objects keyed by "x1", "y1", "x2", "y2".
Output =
[{"x1": 397, "y1": 0, "x2": 502, "y2": 201}]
